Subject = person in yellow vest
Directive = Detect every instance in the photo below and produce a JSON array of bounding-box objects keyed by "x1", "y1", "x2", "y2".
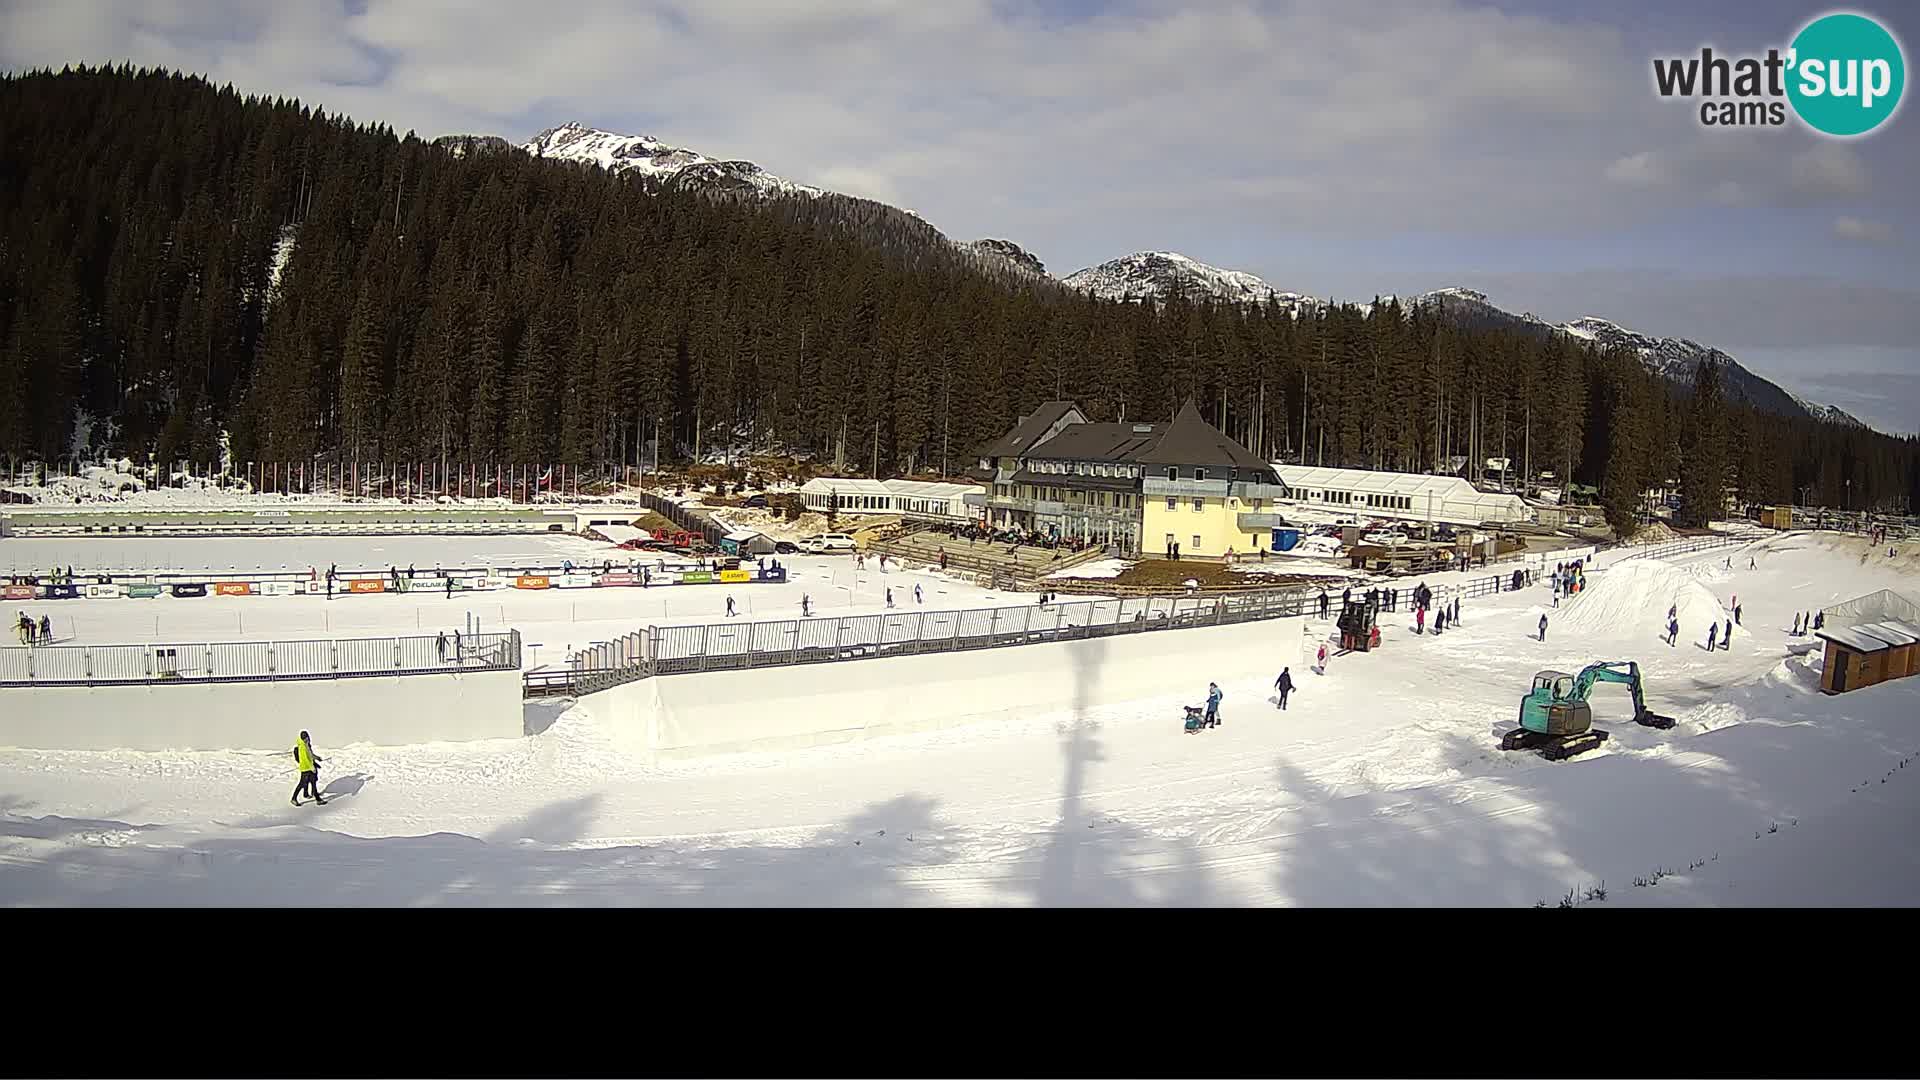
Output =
[{"x1": 291, "y1": 730, "x2": 326, "y2": 806}]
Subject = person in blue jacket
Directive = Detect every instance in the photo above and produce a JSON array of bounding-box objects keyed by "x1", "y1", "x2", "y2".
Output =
[{"x1": 1204, "y1": 682, "x2": 1223, "y2": 728}]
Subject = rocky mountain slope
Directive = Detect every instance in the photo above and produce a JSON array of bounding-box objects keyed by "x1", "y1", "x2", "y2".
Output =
[{"x1": 1062, "y1": 251, "x2": 1320, "y2": 313}]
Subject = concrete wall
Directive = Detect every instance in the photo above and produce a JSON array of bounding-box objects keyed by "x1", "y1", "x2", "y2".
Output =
[
  {"x1": 0, "y1": 667, "x2": 523, "y2": 751},
  {"x1": 579, "y1": 618, "x2": 1301, "y2": 761}
]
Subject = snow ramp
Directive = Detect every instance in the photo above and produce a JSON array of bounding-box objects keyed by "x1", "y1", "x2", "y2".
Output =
[{"x1": 1555, "y1": 559, "x2": 1738, "y2": 644}]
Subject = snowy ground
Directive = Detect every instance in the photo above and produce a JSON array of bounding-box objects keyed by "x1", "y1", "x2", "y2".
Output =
[
  {"x1": 3, "y1": 531, "x2": 1071, "y2": 671},
  {"x1": 2, "y1": 530, "x2": 1916, "y2": 905}
]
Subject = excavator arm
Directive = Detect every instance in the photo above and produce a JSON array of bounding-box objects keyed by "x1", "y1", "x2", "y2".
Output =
[{"x1": 1568, "y1": 661, "x2": 1670, "y2": 728}]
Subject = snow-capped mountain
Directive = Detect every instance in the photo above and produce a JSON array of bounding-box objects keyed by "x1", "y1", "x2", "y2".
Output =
[
  {"x1": 522, "y1": 122, "x2": 820, "y2": 196},
  {"x1": 968, "y1": 238, "x2": 1047, "y2": 278},
  {"x1": 1554, "y1": 315, "x2": 1812, "y2": 418},
  {"x1": 430, "y1": 134, "x2": 512, "y2": 158},
  {"x1": 1788, "y1": 393, "x2": 1866, "y2": 428},
  {"x1": 1063, "y1": 252, "x2": 1319, "y2": 312}
]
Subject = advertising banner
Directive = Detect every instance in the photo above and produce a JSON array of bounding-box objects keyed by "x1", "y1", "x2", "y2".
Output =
[
  {"x1": 127, "y1": 584, "x2": 164, "y2": 599},
  {"x1": 680, "y1": 571, "x2": 713, "y2": 584},
  {"x1": 304, "y1": 580, "x2": 325, "y2": 594},
  {"x1": 84, "y1": 584, "x2": 124, "y2": 599},
  {"x1": 596, "y1": 573, "x2": 639, "y2": 587},
  {"x1": 260, "y1": 581, "x2": 299, "y2": 597},
  {"x1": 515, "y1": 575, "x2": 551, "y2": 590},
  {"x1": 557, "y1": 574, "x2": 596, "y2": 589},
  {"x1": 2, "y1": 585, "x2": 33, "y2": 600},
  {"x1": 214, "y1": 582, "x2": 254, "y2": 596},
  {"x1": 719, "y1": 569, "x2": 751, "y2": 583},
  {"x1": 348, "y1": 579, "x2": 386, "y2": 594},
  {"x1": 170, "y1": 583, "x2": 208, "y2": 598},
  {"x1": 756, "y1": 567, "x2": 788, "y2": 583},
  {"x1": 42, "y1": 584, "x2": 81, "y2": 600}
]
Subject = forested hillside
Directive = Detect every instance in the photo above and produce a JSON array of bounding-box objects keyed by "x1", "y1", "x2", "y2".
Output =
[{"x1": 1, "y1": 66, "x2": 1914, "y2": 521}]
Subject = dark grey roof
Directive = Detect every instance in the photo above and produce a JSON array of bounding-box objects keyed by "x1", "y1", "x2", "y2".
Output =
[
  {"x1": 981, "y1": 401, "x2": 1080, "y2": 458},
  {"x1": 1133, "y1": 400, "x2": 1275, "y2": 473},
  {"x1": 1026, "y1": 422, "x2": 1164, "y2": 463}
]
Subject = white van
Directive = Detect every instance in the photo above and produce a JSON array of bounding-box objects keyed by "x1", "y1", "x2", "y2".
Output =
[{"x1": 800, "y1": 533, "x2": 857, "y2": 554}]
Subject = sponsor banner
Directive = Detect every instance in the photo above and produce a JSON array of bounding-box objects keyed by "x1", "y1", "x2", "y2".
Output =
[
  {"x1": 304, "y1": 580, "x2": 325, "y2": 594},
  {"x1": 348, "y1": 579, "x2": 386, "y2": 594},
  {"x1": 42, "y1": 583, "x2": 81, "y2": 600},
  {"x1": 557, "y1": 574, "x2": 596, "y2": 589},
  {"x1": 260, "y1": 581, "x2": 299, "y2": 597},
  {"x1": 215, "y1": 582, "x2": 254, "y2": 596},
  {"x1": 127, "y1": 584, "x2": 164, "y2": 599},
  {"x1": 515, "y1": 575, "x2": 551, "y2": 590},
  {"x1": 477, "y1": 577, "x2": 507, "y2": 591},
  {"x1": 680, "y1": 571, "x2": 713, "y2": 585},
  {"x1": 85, "y1": 584, "x2": 124, "y2": 599},
  {"x1": 758, "y1": 567, "x2": 789, "y2": 583},
  {"x1": 170, "y1": 583, "x2": 208, "y2": 598},
  {"x1": 2, "y1": 584, "x2": 34, "y2": 600},
  {"x1": 596, "y1": 573, "x2": 639, "y2": 587},
  {"x1": 718, "y1": 569, "x2": 751, "y2": 583}
]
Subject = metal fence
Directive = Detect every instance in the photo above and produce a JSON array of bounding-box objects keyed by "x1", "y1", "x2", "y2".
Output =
[
  {"x1": 1611, "y1": 531, "x2": 1759, "y2": 564},
  {"x1": 0, "y1": 630, "x2": 520, "y2": 686}
]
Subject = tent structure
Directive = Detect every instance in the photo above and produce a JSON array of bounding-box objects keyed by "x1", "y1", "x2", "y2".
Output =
[
  {"x1": 1271, "y1": 465, "x2": 1530, "y2": 526},
  {"x1": 719, "y1": 529, "x2": 776, "y2": 557},
  {"x1": 797, "y1": 478, "x2": 980, "y2": 520},
  {"x1": 1820, "y1": 589, "x2": 1920, "y2": 629}
]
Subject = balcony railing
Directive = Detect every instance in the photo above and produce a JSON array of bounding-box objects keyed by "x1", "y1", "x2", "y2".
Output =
[
  {"x1": 1143, "y1": 477, "x2": 1291, "y2": 501},
  {"x1": 1236, "y1": 512, "x2": 1290, "y2": 531}
]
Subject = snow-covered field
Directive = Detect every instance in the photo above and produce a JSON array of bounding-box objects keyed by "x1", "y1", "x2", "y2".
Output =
[{"x1": 2, "y1": 529, "x2": 1916, "y2": 905}]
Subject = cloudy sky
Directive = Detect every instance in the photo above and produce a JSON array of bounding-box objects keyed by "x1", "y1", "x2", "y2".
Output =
[{"x1": 5, "y1": 0, "x2": 1917, "y2": 431}]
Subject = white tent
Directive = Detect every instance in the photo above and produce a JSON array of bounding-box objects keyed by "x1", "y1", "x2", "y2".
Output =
[{"x1": 1272, "y1": 465, "x2": 1530, "y2": 526}]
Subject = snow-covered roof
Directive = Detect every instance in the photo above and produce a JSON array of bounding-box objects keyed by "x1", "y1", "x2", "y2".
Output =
[
  {"x1": 1853, "y1": 622, "x2": 1919, "y2": 648},
  {"x1": 1817, "y1": 626, "x2": 1896, "y2": 653},
  {"x1": 799, "y1": 478, "x2": 979, "y2": 498},
  {"x1": 1273, "y1": 465, "x2": 1522, "y2": 504},
  {"x1": 724, "y1": 529, "x2": 764, "y2": 542}
]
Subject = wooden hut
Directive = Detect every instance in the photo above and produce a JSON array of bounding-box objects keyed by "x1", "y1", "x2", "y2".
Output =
[{"x1": 1816, "y1": 626, "x2": 1897, "y2": 693}]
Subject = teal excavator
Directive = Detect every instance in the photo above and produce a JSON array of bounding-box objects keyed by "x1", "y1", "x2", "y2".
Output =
[{"x1": 1501, "y1": 661, "x2": 1677, "y2": 761}]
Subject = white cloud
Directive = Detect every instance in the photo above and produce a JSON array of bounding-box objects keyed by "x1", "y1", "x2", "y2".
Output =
[
  {"x1": 1833, "y1": 216, "x2": 1893, "y2": 243},
  {"x1": 1604, "y1": 151, "x2": 1664, "y2": 187},
  {"x1": 1789, "y1": 144, "x2": 1871, "y2": 199}
]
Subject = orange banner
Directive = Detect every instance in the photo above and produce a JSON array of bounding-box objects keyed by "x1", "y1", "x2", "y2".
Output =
[
  {"x1": 515, "y1": 575, "x2": 551, "y2": 590},
  {"x1": 214, "y1": 582, "x2": 254, "y2": 596},
  {"x1": 348, "y1": 579, "x2": 386, "y2": 594}
]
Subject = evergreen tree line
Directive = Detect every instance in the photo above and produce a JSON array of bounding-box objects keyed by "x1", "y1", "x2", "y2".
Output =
[{"x1": 2, "y1": 66, "x2": 1915, "y2": 527}]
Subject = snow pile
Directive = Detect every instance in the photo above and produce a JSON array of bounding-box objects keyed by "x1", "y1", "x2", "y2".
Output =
[
  {"x1": 586, "y1": 524, "x2": 649, "y2": 546},
  {"x1": 1622, "y1": 522, "x2": 1679, "y2": 545},
  {"x1": 1046, "y1": 558, "x2": 1129, "y2": 580},
  {"x1": 1555, "y1": 559, "x2": 1740, "y2": 644}
]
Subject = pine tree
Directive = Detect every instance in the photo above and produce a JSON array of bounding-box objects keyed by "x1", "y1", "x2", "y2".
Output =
[{"x1": 1677, "y1": 357, "x2": 1729, "y2": 526}]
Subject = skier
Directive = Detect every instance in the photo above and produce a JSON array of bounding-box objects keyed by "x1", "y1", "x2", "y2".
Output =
[
  {"x1": 37, "y1": 614, "x2": 50, "y2": 645},
  {"x1": 1451, "y1": 597, "x2": 1460, "y2": 625},
  {"x1": 1722, "y1": 617, "x2": 1732, "y2": 650},
  {"x1": 1416, "y1": 605, "x2": 1426, "y2": 635},
  {"x1": 1274, "y1": 667, "x2": 1294, "y2": 710},
  {"x1": 1668, "y1": 604, "x2": 1677, "y2": 623},
  {"x1": 445, "y1": 576, "x2": 455, "y2": 599},
  {"x1": 1434, "y1": 608, "x2": 1446, "y2": 633},
  {"x1": 913, "y1": 584, "x2": 923, "y2": 605},
  {"x1": 1538, "y1": 614, "x2": 1549, "y2": 642},
  {"x1": 1666, "y1": 617, "x2": 1679, "y2": 647},
  {"x1": 1749, "y1": 557, "x2": 1756, "y2": 570},
  {"x1": 885, "y1": 587, "x2": 895, "y2": 609},
  {"x1": 1706, "y1": 622, "x2": 1718, "y2": 651},
  {"x1": 290, "y1": 730, "x2": 325, "y2": 806},
  {"x1": 801, "y1": 594, "x2": 812, "y2": 618},
  {"x1": 1204, "y1": 682, "x2": 1223, "y2": 728},
  {"x1": 1318, "y1": 590, "x2": 1330, "y2": 618},
  {"x1": 725, "y1": 595, "x2": 736, "y2": 618}
]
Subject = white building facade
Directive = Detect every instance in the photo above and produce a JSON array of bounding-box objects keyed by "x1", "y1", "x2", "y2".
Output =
[
  {"x1": 797, "y1": 478, "x2": 981, "y2": 520},
  {"x1": 1271, "y1": 465, "x2": 1530, "y2": 526}
]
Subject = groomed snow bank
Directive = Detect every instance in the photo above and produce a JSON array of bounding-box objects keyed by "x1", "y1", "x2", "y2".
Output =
[
  {"x1": 0, "y1": 667, "x2": 522, "y2": 751},
  {"x1": 1555, "y1": 559, "x2": 1739, "y2": 644},
  {"x1": 580, "y1": 617, "x2": 1299, "y2": 761}
]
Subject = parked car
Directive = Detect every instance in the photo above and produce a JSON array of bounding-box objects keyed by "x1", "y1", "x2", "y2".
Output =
[
  {"x1": 743, "y1": 494, "x2": 769, "y2": 509},
  {"x1": 773, "y1": 540, "x2": 801, "y2": 555},
  {"x1": 799, "y1": 533, "x2": 857, "y2": 554}
]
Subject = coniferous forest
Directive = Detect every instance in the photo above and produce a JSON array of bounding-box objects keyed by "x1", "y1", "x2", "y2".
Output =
[{"x1": 2, "y1": 66, "x2": 1916, "y2": 528}]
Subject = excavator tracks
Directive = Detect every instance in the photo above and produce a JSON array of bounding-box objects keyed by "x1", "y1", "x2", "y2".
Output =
[{"x1": 1500, "y1": 727, "x2": 1611, "y2": 761}]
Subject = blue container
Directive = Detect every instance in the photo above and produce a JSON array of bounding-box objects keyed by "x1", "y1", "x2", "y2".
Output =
[{"x1": 1274, "y1": 529, "x2": 1302, "y2": 552}]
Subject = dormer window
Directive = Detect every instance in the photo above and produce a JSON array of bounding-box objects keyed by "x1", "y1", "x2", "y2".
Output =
[
  {"x1": 1194, "y1": 468, "x2": 1208, "y2": 482},
  {"x1": 1166, "y1": 467, "x2": 1178, "y2": 482}
]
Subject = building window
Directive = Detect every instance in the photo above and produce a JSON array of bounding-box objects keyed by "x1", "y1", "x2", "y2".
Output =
[
  {"x1": 1166, "y1": 467, "x2": 1178, "y2": 482},
  {"x1": 1195, "y1": 468, "x2": 1208, "y2": 482},
  {"x1": 1191, "y1": 498, "x2": 1204, "y2": 512},
  {"x1": 1192, "y1": 535, "x2": 1202, "y2": 551},
  {"x1": 1166, "y1": 496, "x2": 1177, "y2": 511}
]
